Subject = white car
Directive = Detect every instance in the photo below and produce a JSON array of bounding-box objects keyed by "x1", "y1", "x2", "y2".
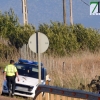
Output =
[{"x1": 2, "y1": 59, "x2": 47, "y2": 98}]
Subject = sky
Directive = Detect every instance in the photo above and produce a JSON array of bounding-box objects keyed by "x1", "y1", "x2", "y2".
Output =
[{"x1": 0, "y1": 0, "x2": 100, "y2": 29}]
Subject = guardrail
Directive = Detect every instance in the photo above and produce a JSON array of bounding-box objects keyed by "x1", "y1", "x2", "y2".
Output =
[{"x1": 33, "y1": 85, "x2": 100, "y2": 100}]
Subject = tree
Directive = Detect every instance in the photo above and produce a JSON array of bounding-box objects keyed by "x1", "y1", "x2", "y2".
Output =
[{"x1": 0, "y1": 9, "x2": 35, "y2": 49}]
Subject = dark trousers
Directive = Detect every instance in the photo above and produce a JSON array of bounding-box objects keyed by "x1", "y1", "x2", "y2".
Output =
[{"x1": 6, "y1": 76, "x2": 16, "y2": 94}]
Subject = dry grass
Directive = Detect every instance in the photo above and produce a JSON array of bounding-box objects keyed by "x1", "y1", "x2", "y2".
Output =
[
  {"x1": 0, "y1": 51, "x2": 100, "y2": 97},
  {"x1": 43, "y1": 51, "x2": 100, "y2": 92}
]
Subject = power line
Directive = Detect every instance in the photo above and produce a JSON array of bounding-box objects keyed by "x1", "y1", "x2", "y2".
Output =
[{"x1": 80, "y1": 0, "x2": 89, "y2": 6}]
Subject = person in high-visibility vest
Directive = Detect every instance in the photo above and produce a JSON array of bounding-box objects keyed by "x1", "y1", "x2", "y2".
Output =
[{"x1": 3, "y1": 60, "x2": 19, "y2": 97}]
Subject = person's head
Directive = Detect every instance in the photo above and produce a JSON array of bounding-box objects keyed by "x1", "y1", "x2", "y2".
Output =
[{"x1": 10, "y1": 60, "x2": 14, "y2": 64}]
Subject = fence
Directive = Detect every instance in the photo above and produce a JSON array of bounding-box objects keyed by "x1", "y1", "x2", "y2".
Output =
[
  {"x1": 19, "y1": 44, "x2": 100, "y2": 92},
  {"x1": 33, "y1": 85, "x2": 100, "y2": 100}
]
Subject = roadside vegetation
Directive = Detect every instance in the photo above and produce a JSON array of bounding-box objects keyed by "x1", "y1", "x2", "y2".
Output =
[
  {"x1": 0, "y1": 9, "x2": 100, "y2": 94},
  {"x1": 0, "y1": 9, "x2": 35, "y2": 61},
  {"x1": 47, "y1": 51, "x2": 100, "y2": 92},
  {"x1": 39, "y1": 22, "x2": 100, "y2": 56},
  {"x1": 0, "y1": 9, "x2": 100, "y2": 58}
]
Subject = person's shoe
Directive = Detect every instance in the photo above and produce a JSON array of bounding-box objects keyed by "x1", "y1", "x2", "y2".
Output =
[
  {"x1": 11, "y1": 93, "x2": 14, "y2": 98},
  {"x1": 8, "y1": 90, "x2": 11, "y2": 97}
]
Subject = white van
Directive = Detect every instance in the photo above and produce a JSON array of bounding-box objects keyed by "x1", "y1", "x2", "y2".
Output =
[{"x1": 2, "y1": 59, "x2": 47, "y2": 98}]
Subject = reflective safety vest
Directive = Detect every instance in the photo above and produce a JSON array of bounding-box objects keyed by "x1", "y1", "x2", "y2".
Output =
[{"x1": 4, "y1": 64, "x2": 17, "y2": 76}]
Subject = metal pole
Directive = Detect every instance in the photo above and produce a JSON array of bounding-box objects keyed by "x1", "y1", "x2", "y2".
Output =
[
  {"x1": 36, "y1": 32, "x2": 41, "y2": 84},
  {"x1": 69, "y1": 0, "x2": 73, "y2": 25},
  {"x1": 63, "y1": 0, "x2": 67, "y2": 25},
  {"x1": 22, "y1": 0, "x2": 28, "y2": 25}
]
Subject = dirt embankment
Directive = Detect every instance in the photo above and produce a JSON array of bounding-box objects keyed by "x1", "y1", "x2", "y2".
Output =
[{"x1": 0, "y1": 96, "x2": 19, "y2": 100}]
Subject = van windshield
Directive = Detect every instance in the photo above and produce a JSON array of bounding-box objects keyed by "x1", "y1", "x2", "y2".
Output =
[{"x1": 15, "y1": 64, "x2": 44, "y2": 80}]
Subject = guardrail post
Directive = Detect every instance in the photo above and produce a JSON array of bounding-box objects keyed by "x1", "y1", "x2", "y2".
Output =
[
  {"x1": 40, "y1": 93, "x2": 42, "y2": 100},
  {"x1": 50, "y1": 94, "x2": 54, "y2": 100},
  {"x1": 62, "y1": 96, "x2": 66, "y2": 100},
  {"x1": 36, "y1": 95, "x2": 39, "y2": 100},
  {"x1": 35, "y1": 93, "x2": 42, "y2": 100},
  {"x1": 45, "y1": 93, "x2": 49, "y2": 100},
  {"x1": 67, "y1": 97, "x2": 72, "y2": 100},
  {"x1": 56, "y1": 95, "x2": 61, "y2": 100}
]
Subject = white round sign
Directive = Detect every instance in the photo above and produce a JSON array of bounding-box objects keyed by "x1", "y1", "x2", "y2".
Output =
[{"x1": 28, "y1": 32, "x2": 49, "y2": 53}]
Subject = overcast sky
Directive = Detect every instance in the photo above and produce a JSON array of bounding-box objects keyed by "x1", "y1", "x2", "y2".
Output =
[{"x1": 0, "y1": 0, "x2": 100, "y2": 29}]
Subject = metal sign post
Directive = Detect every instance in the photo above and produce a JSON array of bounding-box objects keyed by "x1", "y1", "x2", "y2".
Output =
[
  {"x1": 38, "y1": 51, "x2": 41, "y2": 84},
  {"x1": 36, "y1": 32, "x2": 41, "y2": 84},
  {"x1": 28, "y1": 32, "x2": 49, "y2": 84}
]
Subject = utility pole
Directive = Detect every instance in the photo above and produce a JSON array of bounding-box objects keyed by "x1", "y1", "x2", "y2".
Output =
[
  {"x1": 69, "y1": 0, "x2": 73, "y2": 25},
  {"x1": 63, "y1": 0, "x2": 67, "y2": 25},
  {"x1": 22, "y1": 0, "x2": 28, "y2": 25}
]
